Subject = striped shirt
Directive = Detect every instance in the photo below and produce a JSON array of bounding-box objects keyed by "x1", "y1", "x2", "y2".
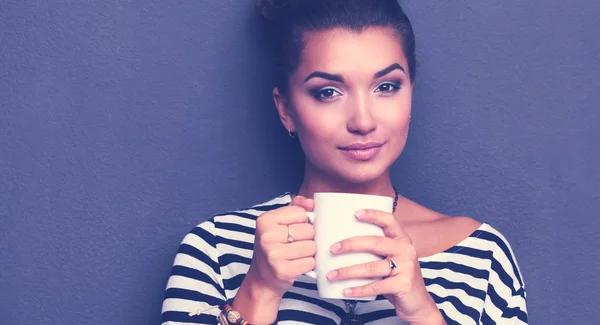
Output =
[{"x1": 161, "y1": 193, "x2": 528, "y2": 324}]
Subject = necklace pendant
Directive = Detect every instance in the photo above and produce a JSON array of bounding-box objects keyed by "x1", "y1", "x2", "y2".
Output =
[
  {"x1": 341, "y1": 312, "x2": 363, "y2": 325},
  {"x1": 341, "y1": 300, "x2": 363, "y2": 325}
]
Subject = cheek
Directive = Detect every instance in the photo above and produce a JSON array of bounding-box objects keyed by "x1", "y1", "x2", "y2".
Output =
[
  {"x1": 292, "y1": 99, "x2": 345, "y2": 143},
  {"x1": 296, "y1": 111, "x2": 342, "y2": 149},
  {"x1": 378, "y1": 95, "x2": 412, "y2": 129},
  {"x1": 295, "y1": 120, "x2": 334, "y2": 163}
]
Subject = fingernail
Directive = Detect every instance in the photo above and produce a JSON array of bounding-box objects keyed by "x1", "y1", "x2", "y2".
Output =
[
  {"x1": 343, "y1": 288, "x2": 353, "y2": 296},
  {"x1": 327, "y1": 270, "x2": 338, "y2": 280},
  {"x1": 330, "y1": 242, "x2": 341, "y2": 253},
  {"x1": 355, "y1": 210, "x2": 366, "y2": 218}
]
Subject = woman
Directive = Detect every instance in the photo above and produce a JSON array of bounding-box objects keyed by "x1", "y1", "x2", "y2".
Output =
[{"x1": 161, "y1": 0, "x2": 528, "y2": 324}]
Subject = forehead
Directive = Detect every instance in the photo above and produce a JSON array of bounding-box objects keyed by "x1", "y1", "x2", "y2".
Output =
[{"x1": 296, "y1": 27, "x2": 408, "y2": 78}]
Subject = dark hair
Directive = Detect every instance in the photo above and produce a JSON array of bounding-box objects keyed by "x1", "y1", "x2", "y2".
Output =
[{"x1": 257, "y1": 0, "x2": 416, "y2": 95}]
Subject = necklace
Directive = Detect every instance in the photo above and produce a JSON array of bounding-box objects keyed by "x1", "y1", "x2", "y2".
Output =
[{"x1": 340, "y1": 185, "x2": 399, "y2": 325}]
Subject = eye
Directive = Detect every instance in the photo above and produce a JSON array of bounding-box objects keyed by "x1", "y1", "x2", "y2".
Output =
[
  {"x1": 311, "y1": 87, "x2": 342, "y2": 102},
  {"x1": 374, "y1": 81, "x2": 401, "y2": 95}
]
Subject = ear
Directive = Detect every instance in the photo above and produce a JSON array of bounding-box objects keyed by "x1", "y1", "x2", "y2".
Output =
[{"x1": 273, "y1": 87, "x2": 296, "y2": 133}]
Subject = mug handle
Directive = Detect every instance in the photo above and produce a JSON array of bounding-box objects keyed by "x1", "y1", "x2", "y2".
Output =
[
  {"x1": 306, "y1": 211, "x2": 315, "y2": 224},
  {"x1": 304, "y1": 211, "x2": 317, "y2": 279},
  {"x1": 305, "y1": 270, "x2": 317, "y2": 279}
]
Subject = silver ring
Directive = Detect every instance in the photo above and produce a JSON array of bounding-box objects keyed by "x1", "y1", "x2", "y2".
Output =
[
  {"x1": 388, "y1": 258, "x2": 397, "y2": 276},
  {"x1": 287, "y1": 225, "x2": 294, "y2": 243}
]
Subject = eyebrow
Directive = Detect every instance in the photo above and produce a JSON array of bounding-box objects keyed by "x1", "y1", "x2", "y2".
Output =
[
  {"x1": 303, "y1": 63, "x2": 406, "y2": 83},
  {"x1": 374, "y1": 63, "x2": 405, "y2": 78},
  {"x1": 304, "y1": 71, "x2": 344, "y2": 83}
]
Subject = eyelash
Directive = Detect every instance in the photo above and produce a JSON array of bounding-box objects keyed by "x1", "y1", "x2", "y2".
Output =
[
  {"x1": 375, "y1": 81, "x2": 401, "y2": 94},
  {"x1": 310, "y1": 81, "x2": 402, "y2": 102},
  {"x1": 310, "y1": 87, "x2": 341, "y2": 102}
]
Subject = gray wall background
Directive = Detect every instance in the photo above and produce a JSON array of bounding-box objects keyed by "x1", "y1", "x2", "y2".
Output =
[{"x1": 1, "y1": 1, "x2": 599, "y2": 324}]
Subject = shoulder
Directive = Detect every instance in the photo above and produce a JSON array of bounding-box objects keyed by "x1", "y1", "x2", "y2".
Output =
[
  {"x1": 425, "y1": 218, "x2": 527, "y2": 296},
  {"x1": 431, "y1": 215, "x2": 521, "y2": 262},
  {"x1": 476, "y1": 223, "x2": 526, "y2": 287},
  {"x1": 407, "y1": 212, "x2": 482, "y2": 258},
  {"x1": 469, "y1": 222, "x2": 524, "y2": 270},
  {"x1": 211, "y1": 192, "x2": 292, "y2": 225},
  {"x1": 399, "y1": 196, "x2": 481, "y2": 237},
  {"x1": 475, "y1": 224, "x2": 528, "y2": 322},
  {"x1": 435, "y1": 215, "x2": 483, "y2": 237},
  {"x1": 446, "y1": 219, "x2": 524, "y2": 273},
  {"x1": 448, "y1": 222, "x2": 526, "y2": 297},
  {"x1": 183, "y1": 193, "x2": 292, "y2": 244}
]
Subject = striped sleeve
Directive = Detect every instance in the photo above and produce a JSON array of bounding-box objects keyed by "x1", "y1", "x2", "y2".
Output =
[
  {"x1": 161, "y1": 220, "x2": 225, "y2": 325},
  {"x1": 479, "y1": 228, "x2": 528, "y2": 325}
]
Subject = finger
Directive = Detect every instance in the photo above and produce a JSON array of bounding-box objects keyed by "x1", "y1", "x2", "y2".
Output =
[
  {"x1": 342, "y1": 276, "x2": 402, "y2": 298},
  {"x1": 290, "y1": 195, "x2": 315, "y2": 212},
  {"x1": 282, "y1": 240, "x2": 317, "y2": 260},
  {"x1": 288, "y1": 256, "x2": 316, "y2": 276},
  {"x1": 275, "y1": 205, "x2": 310, "y2": 225},
  {"x1": 355, "y1": 209, "x2": 409, "y2": 240},
  {"x1": 330, "y1": 236, "x2": 397, "y2": 256},
  {"x1": 289, "y1": 194, "x2": 303, "y2": 208},
  {"x1": 278, "y1": 223, "x2": 315, "y2": 243},
  {"x1": 327, "y1": 258, "x2": 392, "y2": 281}
]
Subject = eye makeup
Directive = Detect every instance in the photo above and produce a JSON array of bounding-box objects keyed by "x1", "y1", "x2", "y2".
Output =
[{"x1": 309, "y1": 86, "x2": 343, "y2": 102}]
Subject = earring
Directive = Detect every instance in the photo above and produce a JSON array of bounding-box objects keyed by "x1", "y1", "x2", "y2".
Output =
[{"x1": 288, "y1": 127, "x2": 296, "y2": 138}]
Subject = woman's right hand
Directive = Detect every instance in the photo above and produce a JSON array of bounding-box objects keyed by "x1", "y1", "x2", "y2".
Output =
[
  {"x1": 246, "y1": 195, "x2": 316, "y2": 297},
  {"x1": 232, "y1": 195, "x2": 316, "y2": 324}
]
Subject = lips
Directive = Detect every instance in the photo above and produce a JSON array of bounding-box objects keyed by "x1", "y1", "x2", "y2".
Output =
[
  {"x1": 339, "y1": 142, "x2": 385, "y2": 161},
  {"x1": 340, "y1": 142, "x2": 384, "y2": 150}
]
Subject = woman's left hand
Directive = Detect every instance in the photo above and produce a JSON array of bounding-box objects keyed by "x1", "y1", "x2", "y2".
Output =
[{"x1": 326, "y1": 209, "x2": 445, "y2": 325}]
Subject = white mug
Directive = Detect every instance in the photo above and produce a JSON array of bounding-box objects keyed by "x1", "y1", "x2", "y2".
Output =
[{"x1": 303, "y1": 192, "x2": 393, "y2": 300}]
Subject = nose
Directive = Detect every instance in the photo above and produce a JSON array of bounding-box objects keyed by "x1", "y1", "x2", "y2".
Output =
[{"x1": 346, "y1": 93, "x2": 376, "y2": 135}]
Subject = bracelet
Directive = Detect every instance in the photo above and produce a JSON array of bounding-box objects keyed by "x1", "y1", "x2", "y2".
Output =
[{"x1": 217, "y1": 304, "x2": 254, "y2": 325}]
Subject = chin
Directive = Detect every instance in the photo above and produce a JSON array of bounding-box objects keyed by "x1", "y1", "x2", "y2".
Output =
[
  {"x1": 308, "y1": 151, "x2": 398, "y2": 185},
  {"x1": 331, "y1": 163, "x2": 389, "y2": 185}
]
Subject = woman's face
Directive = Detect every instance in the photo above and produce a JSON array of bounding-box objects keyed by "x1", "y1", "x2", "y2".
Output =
[{"x1": 275, "y1": 27, "x2": 413, "y2": 184}]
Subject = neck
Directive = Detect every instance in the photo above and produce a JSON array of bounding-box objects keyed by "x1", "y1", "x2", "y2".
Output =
[{"x1": 296, "y1": 159, "x2": 396, "y2": 199}]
